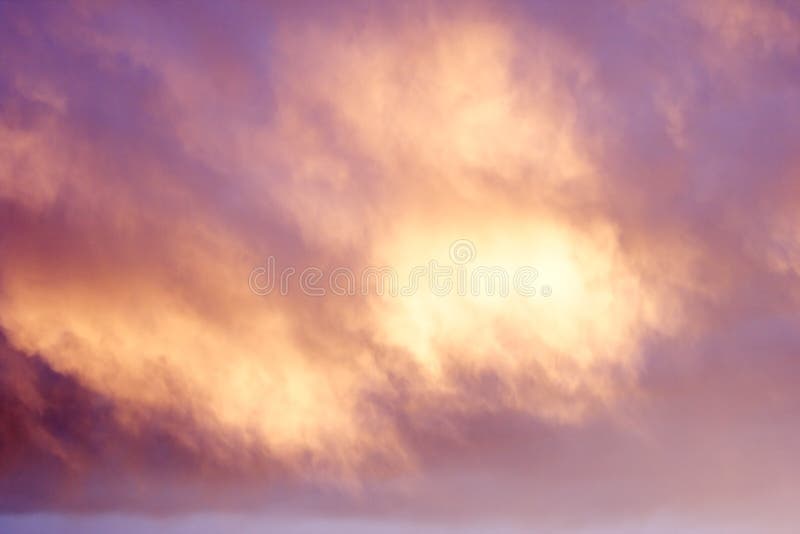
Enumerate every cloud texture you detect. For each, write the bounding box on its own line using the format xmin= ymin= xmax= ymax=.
xmin=1 ymin=0 xmax=800 ymax=531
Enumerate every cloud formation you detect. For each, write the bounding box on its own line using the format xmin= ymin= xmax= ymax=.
xmin=1 ymin=0 xmax=799 ymax=531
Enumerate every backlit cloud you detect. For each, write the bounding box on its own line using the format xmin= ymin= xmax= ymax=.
xmin=1 ymin=1 xmax=799 ymax=531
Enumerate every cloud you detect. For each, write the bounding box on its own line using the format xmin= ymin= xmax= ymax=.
xmin=1 ymin=0 xmax=799 ymax=530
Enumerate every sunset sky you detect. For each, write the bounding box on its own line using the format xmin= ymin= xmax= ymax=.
xmin=1 ymin=1 xmax=799 ymax=532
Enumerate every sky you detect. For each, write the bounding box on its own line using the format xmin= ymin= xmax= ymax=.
xmin=1 ymin=0 xmax=799 ymax=532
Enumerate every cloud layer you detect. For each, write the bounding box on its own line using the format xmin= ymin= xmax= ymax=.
xmin=1 ymin=0 xmax=800 ymax=531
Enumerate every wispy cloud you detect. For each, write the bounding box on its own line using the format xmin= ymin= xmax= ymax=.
xmin=1 ymin=1 xmax=799 ymax=531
